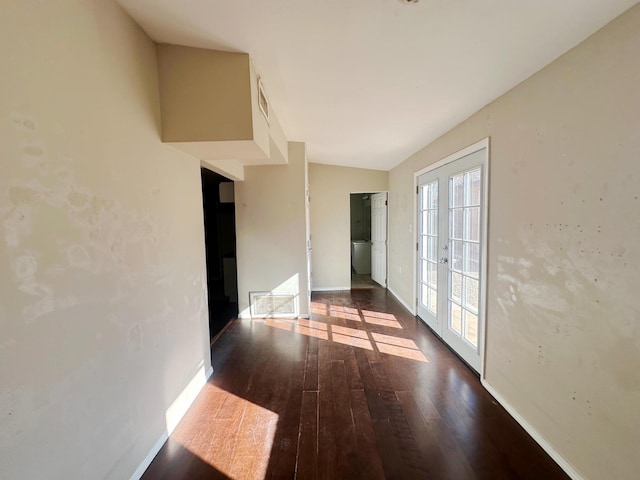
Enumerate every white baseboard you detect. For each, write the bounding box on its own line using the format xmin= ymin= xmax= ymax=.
xmin=311 ymin=287 xmax=350 ymax=292
xmin=129 ymin=430 xmax=169 ymax=480
xmin=130 ymin=364 xmax=214 ymax=480
xmin=480 ymin=378 xmax=583 ymax=480
xmin=388 ymin=287 xmax=415 ymax=315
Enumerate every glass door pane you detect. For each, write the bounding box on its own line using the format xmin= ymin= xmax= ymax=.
xmin=418 ymin=181 xmax=438 ymax=317
xmin=447 ymin=167 xmax=482 ymax=348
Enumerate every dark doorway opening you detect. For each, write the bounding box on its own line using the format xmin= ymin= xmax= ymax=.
xmin=201 ymin=168 xmax=238 ymax=342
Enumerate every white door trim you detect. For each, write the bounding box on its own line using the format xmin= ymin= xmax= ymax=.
xmin=350 ymin=190 xmax=389 ymax=289
xmin=412 ymin=137 xmax=490 ymax=376
xmin=371 ymin=192 xmax=388 ymax=287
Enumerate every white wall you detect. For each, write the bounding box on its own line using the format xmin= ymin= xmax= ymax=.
xmin=235 ymin=142 xmax=310 ymax=317
xmin=309 ymin=164 xmax=388 ymax=290
xmin=0 ymin=1 xmax=211 ymax=479
xmin=388 ymin=5 xmax=640 ymax=479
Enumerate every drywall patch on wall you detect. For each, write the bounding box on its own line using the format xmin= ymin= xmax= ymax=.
xmin=494 ymin=217 xmax=640 ymax=366
xmin=1 ymin=112 xmax=209 ymax=478
xmin=2 ymin=113 xmax=167 ymax=326
xmin=11 ymin=114 xmax=38 ymax=133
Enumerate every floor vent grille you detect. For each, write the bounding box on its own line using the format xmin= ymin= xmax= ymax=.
xmin=249 ymin=292 xmax=298 ymax=318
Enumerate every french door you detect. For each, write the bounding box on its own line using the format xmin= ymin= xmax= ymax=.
xmin=417 ymin=146 xmax=487 ymax=372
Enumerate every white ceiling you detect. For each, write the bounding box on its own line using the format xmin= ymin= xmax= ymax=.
xmin=117 ymin=0 xmax=638 ymax=171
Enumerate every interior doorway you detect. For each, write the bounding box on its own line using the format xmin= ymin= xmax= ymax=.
xmin=350 ymin=192 xmax=387 ymax=289
xmin=201 ymin=168 xmax=238 ymax=342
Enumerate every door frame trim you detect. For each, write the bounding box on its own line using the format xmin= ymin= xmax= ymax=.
xmin=349 ymin=190 xmax=389 ymax=289
xmin=412 ymin=137 xmax=490 ymax=377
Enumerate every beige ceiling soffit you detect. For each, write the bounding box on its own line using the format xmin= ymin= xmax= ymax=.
xmin=267 ymin=108 xmax=288 ymax=165
xmin=200 ymin=159 xmax=245 ymax=182
xmin=157 ymin=44 xmax=288 ymax=166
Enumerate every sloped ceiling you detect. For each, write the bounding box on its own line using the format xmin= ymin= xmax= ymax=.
xmin=118 ymin=0 xmax=638 ymax=171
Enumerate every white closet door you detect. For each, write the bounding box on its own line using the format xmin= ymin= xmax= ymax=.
xmin=371 ymin=192 xmax=387 ymax=287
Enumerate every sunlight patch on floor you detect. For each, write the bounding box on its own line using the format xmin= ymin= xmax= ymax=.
xmin=310 ymin=301 xmax=328 ymax=315
xmin=173 ymin=384 xmax=278 ymax=480
xmin=297 ymin=318 xmax=328 ymax=330
xmin=363 ymin=315 xmax=403 ymax=329
xmin=258 ymin=303 xmax=429 ymax=363
xmin=329 ymin=305 xmax=361 ymax=321
xmin=296 ymin=324 xmax=329 ymax=340
xmin=331 ymin=324 xmax=369 ymax=339
xmin=264 ymin=318 xmax=294 ymax=332
xmin=376 ymin=342 xmax=428 ymax=362
xmin=332 ymin=332 xmax=374 ymax=350
xmin=371 ymin=332 xmax=416 ymax=348
xmin=295 ymin=318 xmax=329 ymax=339
xmin=362 ymin=309 xmax=402 ymax=328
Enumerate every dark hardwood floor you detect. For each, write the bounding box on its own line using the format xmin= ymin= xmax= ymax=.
xmin=142 ymin=289 xmax=569 ymax=480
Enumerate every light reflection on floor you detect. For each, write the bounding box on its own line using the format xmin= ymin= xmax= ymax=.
xmin=259 ymin=302 xmax=428 ymax=363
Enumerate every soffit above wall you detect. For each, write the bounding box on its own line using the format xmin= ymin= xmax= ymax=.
xmin=118 ymin=0 xmax=638 ymax=171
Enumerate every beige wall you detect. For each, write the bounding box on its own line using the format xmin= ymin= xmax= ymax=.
xmin=235 ymin=142 xmax=310 ymax=317
xmin=388 ymin=5 xmax=640 ymax=479
xmin=0 ymin=2 xmax=211 ymax=479
xmin=156 ymin=45 xmax=286 ymax=171
xmin=157 ymin=45 xmax=254 ymax=143
xmin=309 ymin=164 xmax=388 ymax=290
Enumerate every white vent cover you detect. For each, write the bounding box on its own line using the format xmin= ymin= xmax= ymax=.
xmin=249 ymin=292 xmax=298 ymax=318
xmin=257 ymin=78 xmax=269 ymax=123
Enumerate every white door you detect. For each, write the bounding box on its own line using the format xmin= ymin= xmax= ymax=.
xmin=305 ymin=185 xmax=312 ymax=303
xmin=371 ymin=192 xmax=387 ymax=287
xmin=417 ymin=147 xmax=487 ymax=372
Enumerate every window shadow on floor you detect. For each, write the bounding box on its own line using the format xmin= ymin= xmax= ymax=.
xmin=142 ymin=438 xmax=230 ymax=480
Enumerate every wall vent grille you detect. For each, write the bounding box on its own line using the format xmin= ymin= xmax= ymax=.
xmin=249 ymin=292 xmax=298 ymax=318
xmin=257 ymin=78 xmax=269 ymax=122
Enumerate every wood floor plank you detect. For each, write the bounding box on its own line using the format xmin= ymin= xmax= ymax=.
xmin=366 ymin=388 xmax=390 ymax=422
xmin=370 ymin=418 xmax=403 ymax=480
xmin=317 ymin=351 xmax=338 ymax=479
xmin=343 ymin=347 xmax=364 ymax=390
xmin=303 ymin=337 xmax=319 ymax=392
xmin=295 ymin=391 xmax=318 ymax=480
xmin=353 ymin=347 xmax=377 ymax=390
xmin=369 ymin=360 xmax=394 ymax=391
xmin=265 ymin=359 xmax=305 ymax=479
xmin=396 ymin=389 xmax=475 ymax=479
xmin=142 ymin=290 xmax=571 ymax=480
xmin=379 ymin=390 xmax=430 ymax=479
xmin=329 ymin=361 xmax=359 ymax=479
xmin=349 ymin=388 xmax=386 ymax=480
xmin=410 ymin=386 xmax=442 ymax=421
